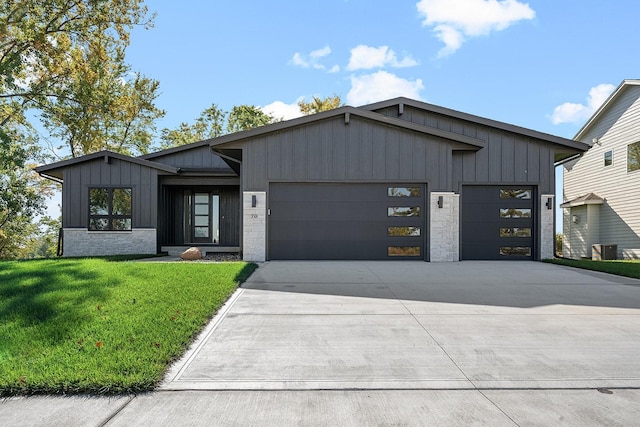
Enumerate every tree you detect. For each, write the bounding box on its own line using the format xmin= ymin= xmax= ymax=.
xmin=297 ymin=95 xmax=343 ymax=115
xmin=0 ymin=123 xmax=52 ymax=259
xmin=159 ymin=104 xmax=226 ymax=149
xmin=159 ymin=104 xmax=276 ymax=149
xmin=226 ymin=105 xmax=275 ymax=134
xmin=0 ymin=0 xmax=159 ymax=258
xmin=1 ymin=0 xmax=154 ymax=128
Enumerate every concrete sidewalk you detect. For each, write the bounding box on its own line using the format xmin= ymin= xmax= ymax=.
xmin=3 ymin=261 xmax=640 ymax=426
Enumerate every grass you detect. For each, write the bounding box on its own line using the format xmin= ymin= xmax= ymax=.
xmin=544 ymin=257 xmax=640 ymax=279
xmin=0 ymin=258 xmax=256 ymax=396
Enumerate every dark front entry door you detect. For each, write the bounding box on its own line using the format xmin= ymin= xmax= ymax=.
xmin=461 ymin=186 xmax=534 ymax=260
xmin=268 ymin=183 xmax=426 ymax=260
xmin=189 ymin=192 xmax=220 ymax=244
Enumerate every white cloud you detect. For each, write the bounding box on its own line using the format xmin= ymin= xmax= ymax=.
xmin=261 ymin=100 xmax=304 ymax=121
xmin=290 ymin=46 xmax=335 ymax=71
xmin=328 ymin=65 xmax=340 ymax=73
xmin=347 ymin=45 xmax=418 ymax=71
xmin=550 ymin=83 xmax=616 ymax=125
xmin=416 ymin=0 xmax=536 ymax=56
xmin=310 ymin=46 xmax=331 ymax=58
xmin=291 ymin=52 xmax=309 ymax=68
xmin=347 ymin=71 xmax=424 ymax=106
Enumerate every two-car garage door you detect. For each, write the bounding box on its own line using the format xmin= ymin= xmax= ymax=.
xmin=267 ymin=183 xmax=535 ymax=261
xmin=268 ymin=183 xmax=425 ymax=260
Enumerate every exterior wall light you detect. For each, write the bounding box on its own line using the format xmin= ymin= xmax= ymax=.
xmin=437 ymin=196 xmax=444 ymax=208
xmin=252 ymin=195 xmax=257 ymax=207
xmin=546 ymin=197 xmax=553 ymax=209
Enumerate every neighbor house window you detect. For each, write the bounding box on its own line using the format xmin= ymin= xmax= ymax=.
xmin=604 ymin=150 xmax=613 ymax=167
xmin=628 ymin=142 xmax=640 ymax=172
xmin=89 ymin=188 xmax=132 ymax=231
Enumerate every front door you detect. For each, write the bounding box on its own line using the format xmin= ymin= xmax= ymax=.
xmin=189 ymin=192 xmax=220 ymax=244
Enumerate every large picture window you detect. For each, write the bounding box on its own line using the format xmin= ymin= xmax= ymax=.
xmin=628 ymin=142 xmax=640 ymax=172
xmin=89 ymin=188 xmax=132 ymax=231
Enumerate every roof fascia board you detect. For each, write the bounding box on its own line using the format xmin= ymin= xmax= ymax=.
xmin=574 ymin=80 xmax=640 ymax=141
xmin=560 ymin=199 xmax=604 ymax=208
xmin=210 ymin=106 xmax=486 ymax=150
xmin=362 ymin=97 xmax=588 ymax=151
xmin=139 ymin=140 xmax=211 ymax=160
xmin=35 ymin=150 xmax=179 ymax=175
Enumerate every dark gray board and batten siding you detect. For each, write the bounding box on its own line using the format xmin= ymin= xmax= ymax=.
xmin=62 ymin=157 xmax=159 ymax=229
xmin=375 ymin=105 xmax=556 ymax=193
xmin=222 ymin=115 xmax=454 ymax=191
xmin=144 ymin=145 xmax=234 ymax=172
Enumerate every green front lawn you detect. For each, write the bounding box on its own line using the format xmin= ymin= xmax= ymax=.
xmin=0 ymin=258 xmax=256 ymax=396
xmin=544 ymin=258 xmax=640 ymax=279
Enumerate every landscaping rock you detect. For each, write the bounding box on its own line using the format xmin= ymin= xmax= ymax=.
xmin=180 ymin=247 xmax=202 ymax=260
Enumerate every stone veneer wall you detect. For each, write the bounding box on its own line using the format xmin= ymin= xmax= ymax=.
xmin=242 ymin=191 xmax=266 ymax=262
xmin=540 ymin=194 xmax=555 ymax=259
xmin=63 ymin=228 xmax=156 ymax=257
xmin=429 ymin=192 xmax=460 ymax=262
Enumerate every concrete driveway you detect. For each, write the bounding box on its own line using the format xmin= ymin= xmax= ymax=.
xmin=5 ymin=261 xmax=640 ymax=426
xmin=163 ymin=261 xmax=640 ymax=391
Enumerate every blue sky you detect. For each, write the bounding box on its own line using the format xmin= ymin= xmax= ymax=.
xmin=46 ymin=0 xmax=640 ymax=229
xmin=124 ymin=0 xmax=638 ymax=138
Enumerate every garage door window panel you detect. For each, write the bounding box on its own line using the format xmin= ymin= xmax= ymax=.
xmin=388 ymin=226 xmax=421 ymax=237
xmin=500 ymin=189 xmax=531 ymax=199
xmin=500 ymin=247 xmax=532 ymax=256
xmin=388 ymin=246 xmax=421 ymax=256
xmin=388 ymin=207 xmax=421 ymax=217
xmin=500 ymin=208 xmax=531 ymax=218
xmin=499 ymin=227 xmax=531 ymax=237
xmin=388 ymin=187 xmax=421 ymax=197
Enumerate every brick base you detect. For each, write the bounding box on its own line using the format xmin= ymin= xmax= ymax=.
xmin=63 ymin=228 xmax=156 ymax=257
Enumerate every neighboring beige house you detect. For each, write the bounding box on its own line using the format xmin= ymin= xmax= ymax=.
xmin=562 ymin=79 xmax=640 ymax=259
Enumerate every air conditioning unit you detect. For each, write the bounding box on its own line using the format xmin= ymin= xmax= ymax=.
xmin=592 ymin=244 xmax=617 ymax=260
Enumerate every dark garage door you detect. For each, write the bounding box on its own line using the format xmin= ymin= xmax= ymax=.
xmin=269 ymin=183 xmax=425 ymax=260
xmin=461 ymin=186 xmax=534 ymax=260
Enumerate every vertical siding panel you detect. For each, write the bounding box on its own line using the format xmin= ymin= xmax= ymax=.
xmin=412 ymin=135 xmax=426 ymax=180
xmin=489 ymin=132 xmax=502 ymax=182
xmin=346 ymin=120 xmax=361 ymax=180
xmin=130 ymin=163 xmax=141 ymax=227
xmin=80 ymin=165 xmax=91 ymax=227
xmin=475 ymin=130 xmax=490 ymax=182
xmin=280 ymin=132 xmax=294 ymax=181
xmin=372 ymin=128 xmax=385 ymax=180
xmin=332 ymin=118 xmax=346 ymax=180
xmin=111 ymin=160 xmax=121 ymax=185
xmin=321 ymin=122 xmax=333 ymax=180
xmin=306 ymin=126 xmax=321 ymax=180
xmin=385 ymin=127 xmax=400 ymax=180
xmin=398 ymin=133 xmax=413 ymax=180
xmin=293 ymin=129 xmax=306 ymax=181
xmin=539 ymin=146 xmax=551 ymax=193
xmin=253 ymin=139 xmax=268 ymax=189
xmin=462 ymin=151 xmax=476 ymax=182
xmin=140 ymin=166 xmax=151 ymax=227
xmin=502 ymin=134 xmax=516 ymax=182
xmin=149 ymin=170 xmax=158 ymax=228
xmin=360 ymin=123 xmax=373 ymax=180
xmin=527 ymin=141 xmax=540 ymax=183
xmin=267 ymin=134 xmax=280 ymax=181
xmin=452 ymin=153 xmax=463 ymax=191
xmin=100 ymin=159 xmax=110 ymax=183
xmin=514 ymin=138 xmax=528 ymax=182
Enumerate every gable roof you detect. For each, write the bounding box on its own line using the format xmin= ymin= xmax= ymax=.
xmin=560 ymin=192 xmax=605 ymax=208
xmin=209 ymin=105 xmax=486 ymax=150
xmin=574 ymin=80 xmax=640 ymax=141
xmin=35 ymin=150 xmax=179 ymax=180
xmin=362 ymin=97 xmax=588 ymax=152
xmin=138 ymin=140 xmax=212 ymax=160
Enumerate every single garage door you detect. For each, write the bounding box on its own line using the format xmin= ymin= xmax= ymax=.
xmin=269 ymin=183 xmax=425 ymax=260
xmin=461 ymin=186 xmax=534 ymax=260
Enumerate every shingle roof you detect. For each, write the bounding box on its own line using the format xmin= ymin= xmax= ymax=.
xmin=560 ymin=193 xmax=605 ymax=208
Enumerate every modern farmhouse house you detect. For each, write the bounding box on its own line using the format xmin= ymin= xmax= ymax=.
xmin=561 ymin=80 xmax=640 ymax=259
xmin=36 ymin=97 xmax=587 ymax=261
